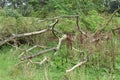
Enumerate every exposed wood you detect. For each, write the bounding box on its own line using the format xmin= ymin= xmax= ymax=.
xmin=0 ymin=29 xmax=50 ymax=46
xmin=18 ymin=45 xmax=38 ymax=59
xmin=0 ymin=19 xmax=58 ymax=46
xmin=29 ymin=57 xmax=48 ymax=65
xmin=66 ymin=58 xmax=87 ymax=73
xmin=20 ymin=34 xmax=67 ymax=60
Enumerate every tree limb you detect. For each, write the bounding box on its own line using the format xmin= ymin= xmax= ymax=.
xmin=18 ymin=45 xmax=38 ymax=59
xmin=19 ymin=34 xmax=67 ymax=60
xmin=0 ymin=20 xmax=58 ymax=46
xmin=76 ymin=15 xmax=88 ymax=37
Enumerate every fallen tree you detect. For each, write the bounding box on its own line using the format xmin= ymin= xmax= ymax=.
xmin=0 ymin=14 xmax=119 ymax=73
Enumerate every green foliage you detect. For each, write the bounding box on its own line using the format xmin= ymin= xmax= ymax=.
xmin=0 ymin=39 xmax=120 ymax=80
xmin=0 ymin=0 xmax=120 ymax=80
xmin=0 ymin=0 xmax=105 ymax=17
xmin=0 ymin=8 xmax=21 ymax=18
xmin=57 ymin=19 xmax=76 ymax=33
xmin=81 ymin=10 xmax=105 ymax=31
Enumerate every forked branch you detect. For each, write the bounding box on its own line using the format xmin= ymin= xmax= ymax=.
xmin=19 ymin=34 xmax=67 ymax=61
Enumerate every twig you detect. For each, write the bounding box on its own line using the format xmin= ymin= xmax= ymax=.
xmin=18 ymin=45 xmax=38 ymax=59
xmin=51 ymin=19 xmax=59 ymax=38
xmin=29 ymin=57 xmax=48 ymax=65
xmin=15 ymin=61 xmax=24 ymax=66
xmin=37 ymin=45 xmax=47 ymax=49
xmin=76 ymin=15 xmax=88 ymax=37
xmin=66 ymin=58 xmax=87 ymax=73
xmin=20 ymin=47 xmax=56 ymax=60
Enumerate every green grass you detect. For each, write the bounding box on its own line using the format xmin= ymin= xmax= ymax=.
xmin=0 ymin=13 xmax=120 ymax=80
xmin=0 ymin=42 xmax=120 ymax=80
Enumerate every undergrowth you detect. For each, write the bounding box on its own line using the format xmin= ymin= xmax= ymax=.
xmin=0 ymin=34 xmax=120 ymax=80
xmin=0 ymin=11 xmax=120 ymax=80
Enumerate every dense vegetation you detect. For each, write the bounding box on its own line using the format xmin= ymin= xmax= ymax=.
xmin=0 ymin=0 xmax=120 ymax=80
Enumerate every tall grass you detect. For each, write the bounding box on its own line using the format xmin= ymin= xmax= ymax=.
xmin=0 ymin=35 xmax=120 ymax=80
xmin=0 ymin=11 xmax=120 ymax=80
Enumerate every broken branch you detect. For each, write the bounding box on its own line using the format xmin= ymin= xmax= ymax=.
xmin=0 ymin=20 xmax=58 ymax=46
xmin=18 ymin=45 xmax=38 ymax=59
xmin=29 ymin=57 xmax=48 ymax=65
xmin=20 ymin=34 xmax=67 ymax=60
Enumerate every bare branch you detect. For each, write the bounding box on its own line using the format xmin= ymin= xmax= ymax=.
xmin=66 ymin=59 xmax=87 ymax=73
xmin=20 ymin=47 xmax=56 ymax=60
xmin=20 ymin=34 xmax=67 ymax=60
xmin=0 ymin=20 xmax=59 ymax=46
xmin=56 ymin=34 xmax=67 ymax=50
xmin=51 ymin=19 xmax=59 ymax=38
xmin=18 ymin=45 xmax=38 ymax=59
xmin=76 ymin=15 xmax=88 ymax=37
xmin=29 ymin=57 xmax=48 ymax=65
xmin=0 ymin=29 xmax=49 ymax=46
xmin=15 ymin=61 xmax=24 ymax=66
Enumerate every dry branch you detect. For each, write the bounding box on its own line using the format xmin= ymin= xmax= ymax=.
xmin=20 ymin=34 xmax=67 ymax=60
xmin=51 ymin=19 xmax=59 ymax=38
xmin=29 ymin=57 xmax=48 ymax=65
xmin=18 ymin=45 xmax=38 ymax=59
xmin=0 ymin=29 xmax=50 ymax=46
xmin=0 ymin=20 xmax=58 ymax=46
xmin=66 ymin=58 xmax=87 ymax=73
xmin=76 ymin=15 xmax=88 ymax=37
